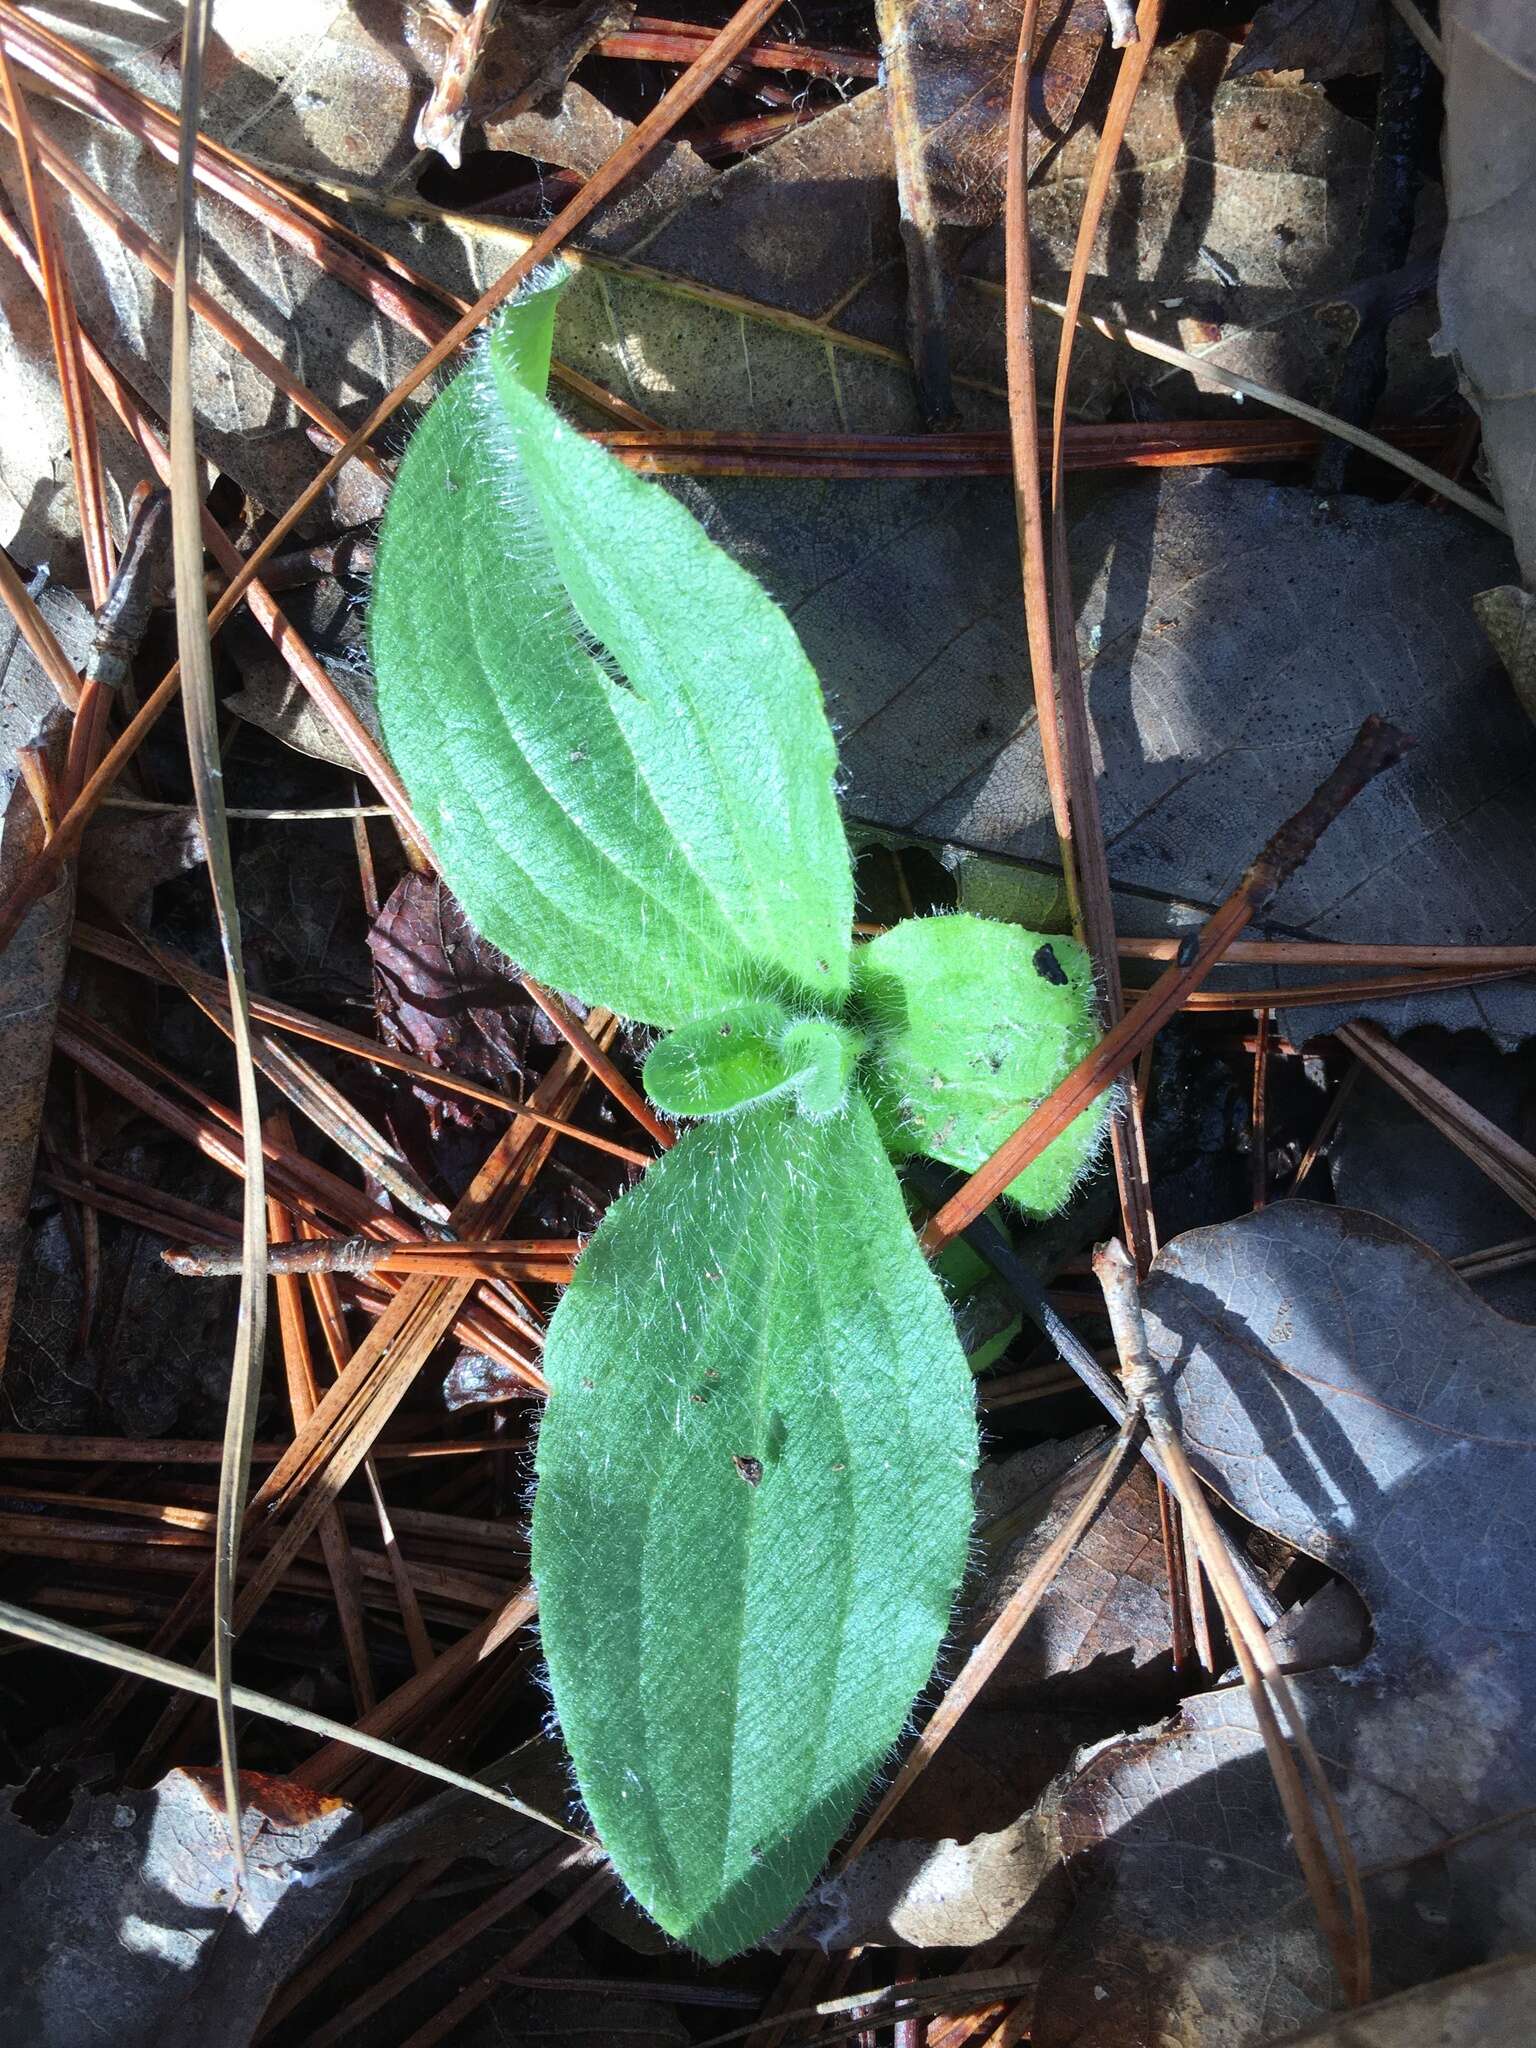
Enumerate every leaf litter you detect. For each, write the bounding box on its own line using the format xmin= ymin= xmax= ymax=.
xmin=0 ymin=0 xmax=1534 ymax=2040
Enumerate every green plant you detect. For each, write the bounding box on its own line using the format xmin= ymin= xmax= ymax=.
xmin=370 ymin=271 xmax=1106 ymax=1961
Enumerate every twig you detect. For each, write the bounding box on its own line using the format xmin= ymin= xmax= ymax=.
xmin=165 ymin=1236 xmax=579 ymax=1282
xmin=921 ymin=717 xmax=1414 ymax=1250
xmin=266 ymin=1152 xmax=377 ymax=1715
xmin=1093 ymin=1239 xmax=1370 ymax=2004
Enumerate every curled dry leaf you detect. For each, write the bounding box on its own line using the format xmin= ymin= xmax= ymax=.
xmin=879 ymin=0 xmax=1104 ymax=230
xmin=0 ymin=1766 xmax=355 ymax=2048
xmin=1023 ymin=1203 xmax=1536 ymax=2046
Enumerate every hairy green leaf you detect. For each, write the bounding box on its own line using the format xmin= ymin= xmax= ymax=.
xmin=854 ymin=914 xmax=1107 ymax=1216
xmin=531 ymin=1097 xmax=977 ymax=1960
xmin=370 ymin=274 xmax=853 ymax=1028
xmin=643 ymin=1004 xmax=863 ymax=1121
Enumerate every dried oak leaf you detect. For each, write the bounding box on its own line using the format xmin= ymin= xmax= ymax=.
xmin=1439 ymin=0 xmax=1536 ymax=588
xmin=1025 ymin=1202 xmax=1536 ymax=2047
xmin=368 ymin=872 xmax=553 ymax=1131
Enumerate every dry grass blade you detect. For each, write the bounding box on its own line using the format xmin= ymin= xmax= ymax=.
xmin=0 ymin=1596 xmax=574 ymax=1828
xmin=0 ymin=45 xmax=113 ymax=608
xmin=1032 ymin=0 xmax=1165 ymax=1274
xmin=835 ymin=1415 xmax=1146 ymax=1866
xmin=166 ymin=0 xmax=265 ymax=1885
xmin=1093 ymin=1240 xmax=1371 ymax=2004
xmin=1024 ymin=293 xmax=1508 ymax=530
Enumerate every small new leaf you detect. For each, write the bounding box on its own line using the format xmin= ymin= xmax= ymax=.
xmin=644 ymin=1004 xmax=863 ymax=1121
xmin=371 ymin=272 xmax=854 ymax=1029
xmin=855 ymin=914 xmax=1108 ymax=1215
xmin=532 ymin=1097 xmax=977 ymax=1960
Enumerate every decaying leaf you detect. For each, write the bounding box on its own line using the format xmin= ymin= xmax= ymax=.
xmin=368 ymin=872 xmax=551 ymax=1132
xmin=948 ymin=29 xmax=1449 ymax=419
xmin=427 ymin=0 xmax=634 ymax=169
xmin=879 ymin=0 xmax=1103 ymax=229
xmin=1231 ymin=0 xmax=1385 ymax=84
xmin=1440 ymin=1 xmax=1536 ymax=588
xmin=1475 ymin=587 xmax=1536 ymax=718
xmin=0 ymin=1766 xmax=355 ymax=2048
xmin=77 ymin=808 xmax=207 ymax=926
xmin=877 ymin=0 xmax=1102 ymax=418
xmin=225 ymin=651 xmax=384 ymax=770
xmin=1024 ymin=1203 xmax=1536 ymax=2045
xmin=1272 ymin=1951 xmax=1536 ymax=2047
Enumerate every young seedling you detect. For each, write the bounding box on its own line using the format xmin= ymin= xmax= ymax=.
xmin=370 ymin=270 xmax=1106 ymax=1961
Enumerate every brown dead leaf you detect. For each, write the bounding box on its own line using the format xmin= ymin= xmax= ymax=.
xmin=225 ymin=650 xmax=384 ymax=771
xmin=1272 ymin=1951 xmax=1536 ymax=2047
xmin=0 ymin=1766 xmax=355 ymax=2048
xmin=788 ymin=1429 xmax=1176 ymax=1949
xmin=77 ymin=808 xmax=207 ymax=927
xmin=367 ymin=873 xmax=553 ymax=1133
xmin=1440 ymin=1 xmax=1536 ymax=587
xmin=948 ymin=29 xmax=1449 ymax=419
xmin=1022 ymin=1203 xmax=1536 ymax=2045
xmin=1231 ymin=0 xmax=1385 ymax=83
xmin=441 ymin=0 xmax=635 ymax=166
xmin=880 ymin=0 xmax=1104 ymax=229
